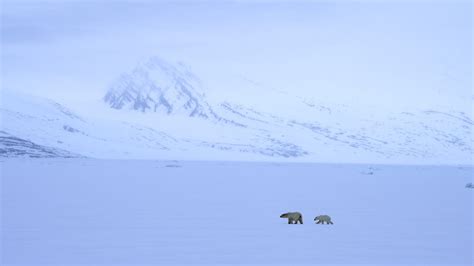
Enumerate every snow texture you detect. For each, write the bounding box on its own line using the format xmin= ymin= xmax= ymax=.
xmin=1 ymin=159 xmax=473 ymax=265
xmin=1 ymin=58 xmax=472 ymax=164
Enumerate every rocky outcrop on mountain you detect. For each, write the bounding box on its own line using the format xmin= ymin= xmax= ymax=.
xmin=0 ymin=131 xmax=82 ymax=158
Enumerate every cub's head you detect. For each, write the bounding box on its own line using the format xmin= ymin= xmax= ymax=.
xmin=280 ymin=213 xmax=289 ymax=218
xmin=314 ymin=216 xmax=320 ymax=221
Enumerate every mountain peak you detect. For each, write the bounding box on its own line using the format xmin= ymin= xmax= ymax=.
xmin=104 ymin=57 xmax=210 ymax=117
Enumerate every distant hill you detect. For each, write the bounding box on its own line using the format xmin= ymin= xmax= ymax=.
xmin=1 ymin=57 xmax=472 ymax=164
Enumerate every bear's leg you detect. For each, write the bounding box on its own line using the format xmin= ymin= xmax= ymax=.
xmin=316 ymin=220 xmax=321 ymax=224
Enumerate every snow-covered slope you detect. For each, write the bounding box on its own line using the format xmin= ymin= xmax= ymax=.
xmin=0 ymin=131 xmax=81 ymax=158
xmin=104 ymin=57 xmax=213 ymax=117
xmin=2 ymin=58 xmax=472 ymax=164
xmin=1 ymin=91 xmax=177 ymax=159
xmin=1 ymin=90 xmax=306 ymax=160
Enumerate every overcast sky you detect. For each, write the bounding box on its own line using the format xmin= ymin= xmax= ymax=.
xmin=1 ymin=0 xmax=472 ymax=112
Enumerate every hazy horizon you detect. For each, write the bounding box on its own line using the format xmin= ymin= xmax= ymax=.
xmin=2 ymin=0 xmax=472 ymax=113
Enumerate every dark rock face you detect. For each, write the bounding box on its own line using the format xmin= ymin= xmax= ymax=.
xmin=0 ymin=131 xmax=82 ymax=158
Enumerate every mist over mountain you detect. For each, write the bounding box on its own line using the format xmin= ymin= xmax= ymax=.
xmin=1 ymin=57 xmax=472 ymax=164
xmin=3 ymin=1 xmax=470 ymax=114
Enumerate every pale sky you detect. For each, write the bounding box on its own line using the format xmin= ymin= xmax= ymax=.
xmin=1 ymin=0 xmax=472 ymax=112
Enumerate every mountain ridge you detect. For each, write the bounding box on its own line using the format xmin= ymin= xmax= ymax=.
xmin=104 ymin=57 xmax=211 ymax=117
xmin=1 ymin=58 xmax=472 ymax=165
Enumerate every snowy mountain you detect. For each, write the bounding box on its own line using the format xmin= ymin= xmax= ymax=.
xmin=1 ymin=90 xmax=306 ymax=160
xmin=2 ymin=58 xmax=472 ymax=164
xmin=104 ymin=57 xmax=213 ymax=117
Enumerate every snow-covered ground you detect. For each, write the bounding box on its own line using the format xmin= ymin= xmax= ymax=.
xmin=2 ymin=159 xmax=472 ymax=265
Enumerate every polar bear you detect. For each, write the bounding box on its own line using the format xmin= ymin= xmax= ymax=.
xmin=314 ymin=215 xmax=333 ymax=224
xmin=280 ymin=212 xmax=303 ymax=224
